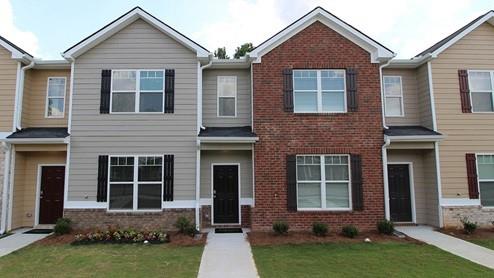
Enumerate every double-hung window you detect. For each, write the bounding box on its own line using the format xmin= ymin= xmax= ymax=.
xmin=217 ymin=76 xmax=237 ymax=117
xmin=383 ymin=76 xmax=404 ymax=116
xmin=477 ymin=154 xmax=494 ymax=207
xmin=111 ymin=70 xmax=165 ymax=113
xmin=469 ymin=71 xmax=494 ymax=112
xmin=109 ymin=155 xmax=163 ymax=211
xmin=46 ymin=77 xmax=66 ymax=118
xmin=296 ymin=155 xmax=351 ymax=210
xmin=293 ymin=70 xmax=346 ymax=113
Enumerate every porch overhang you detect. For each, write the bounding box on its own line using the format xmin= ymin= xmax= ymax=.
xmin=4 ymin=128 xmax=70 ymax=144
xmin=198 ymin=126 xmax=258 ymax=144
xmin=385 ymin=126 xmax=445 ymax=143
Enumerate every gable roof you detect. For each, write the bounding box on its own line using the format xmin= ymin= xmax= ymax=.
xmin=416 ymin=10 xmax=494 ymax=58
xmin=63 ymin=6 xmax=210 ymax=59
xmin=0 ymin=35 xmax=33 ymax=59
xmin=248 ymin=6 xmax=395 ymax=63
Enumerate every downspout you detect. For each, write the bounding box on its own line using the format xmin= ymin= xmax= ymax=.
xmin=379 ymin=56 xmax=395 ymax=129
xmin=15 ymin=60 xmax=35 ymax=130
xmin=12 ymin=62 xmax=21 ymax=132
xmin=195 ymin=56 xmax=213 ymax=230
xmin=0 ymin=142 xmax=11 ymax=234
xmin=382 ymin=135 xmax=391 ymax=220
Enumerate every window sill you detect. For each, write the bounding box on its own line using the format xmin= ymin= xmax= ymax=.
xmin=296 ymin=208 xmax=352 ymax=213
xmin=293 ymin=112 xmax=348 ymax=116
xmin=106 ymin=209 xmax=163 ymax=215
xmin=45 ymin=116 xmax=65 ymax=119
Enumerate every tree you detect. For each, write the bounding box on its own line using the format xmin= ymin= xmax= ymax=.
xmin=214 ymin=47 xmax=229 ymax=59
xmin=234 ymin=43 xmax=254 ymax=59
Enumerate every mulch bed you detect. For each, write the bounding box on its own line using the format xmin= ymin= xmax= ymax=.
xmin=440 ymin=228 xmax=494 ymax=241
xmin=248 ymin=231 xmax=420 ymax=246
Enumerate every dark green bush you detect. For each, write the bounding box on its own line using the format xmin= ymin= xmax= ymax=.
xmin=54 ymin=218 xmax=72 ymax=235
xmin=341 ymin=225 xmax=359 ymax=238
xmin=312 ymin=222 xmax=329 ymax=237
xmin=377 ymin=219 xmax=394 ymax=235
xmin=272 ymin=220 xmax=289 ymax=235
xmin=461 ymin=217 xmax=477 ymax=234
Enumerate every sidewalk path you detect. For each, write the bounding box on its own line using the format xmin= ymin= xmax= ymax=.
xmin=198 ymin=230 xmax=259 ymax=278
xmin=0 ymin=228 xmax=50 ymax=257
xmin=396 ymin=225 xmax=494 ymax=270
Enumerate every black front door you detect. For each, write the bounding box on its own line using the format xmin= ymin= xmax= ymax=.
xmin=388 ymin=164 xmax=412 ymax=222
xmin=213 ymin=165 xmax=239 ymax=224
xmin=39 ymin=166 xmax=65 ymax=224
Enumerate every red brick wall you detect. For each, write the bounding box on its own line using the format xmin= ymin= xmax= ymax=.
xmin=252 ymin=21 xmax=384 ymax=232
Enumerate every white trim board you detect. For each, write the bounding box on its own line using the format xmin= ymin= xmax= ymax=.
xmin=441 ymin=198 xmax=481 ymax=207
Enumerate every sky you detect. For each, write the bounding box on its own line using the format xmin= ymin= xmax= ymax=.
xmin=0 ymin=0 xmax=493 ymax=60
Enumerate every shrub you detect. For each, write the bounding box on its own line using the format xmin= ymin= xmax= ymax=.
xmin=175 ymin=216 xmax=197 ymax=236
xmin=460 ymin=217 xmax=477 ymax=235
xmin=272 ymin=220 xmax=289 ymax=235
xmin=377 ymin=219 xmax=394 ymax=235
xmin=312 ymin=222 xmax=329 ymax=237
xmin=54 ymin=218 xmax=72 ymax=235
xmin=342 ymin=225 xmax=359 ymax=238
xmin=73 ymin=229 xmax=168 ymax=245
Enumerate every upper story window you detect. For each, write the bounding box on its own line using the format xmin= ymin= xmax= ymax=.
xmin=296 ymin=155 xmax=351 ymax=210
xmin=477 ymin=154 xmax=494 ymax=207
xmin=217 ymin=76 xmax=237 ymax=117
xmin=45 ymin=77 xmax=66 ymax=118
xmin=383 ymin=76 xmax=404 ymax=117
xmin=293 ymin=70 xmax=346 ymax=113
xmin=469 ymin=71 xmax=494 ymax=112
xmin=111 ymin=70 xmax=164 ymax=113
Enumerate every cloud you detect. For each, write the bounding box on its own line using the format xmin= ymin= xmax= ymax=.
xmin=194 ymin=0 xmax=485 ymax=58
xmin=0 ymin=0 xmax=39 ymax=57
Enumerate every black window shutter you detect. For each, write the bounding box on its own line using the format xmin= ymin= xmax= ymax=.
xmin=466 ymin=153 xmax=479 ymax=199
xmin=350 ymin=154 xmax=363 ymax=211
xmin=163 ymin=154 xmax=174 ymax=201
xmin=458 ymin=70 xmax=472 ymax=113
xmin=347 ymin=68 xmax=358 ymax=112
xmin=286 ymin=155 xmax=297 ymax=211
xmin=282 ymin=68 xmax=294 ymax=112
xmin=97 ymin=155 xmax=109 ymax=202
xmin=165 ymin=69 xmax=175 ymax=113
xmin=100 ymin=70 xmax=111 ymax=114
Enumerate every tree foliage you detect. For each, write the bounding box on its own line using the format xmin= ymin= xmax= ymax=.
xmin=214 ymin=47 xmax=229 ymax=59
xmin=234 ymin=43 xmax=254 ymax=59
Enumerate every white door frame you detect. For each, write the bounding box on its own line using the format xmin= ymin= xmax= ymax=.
xmin=35 ymin=164 xmax=66 ymax=226
xmin=387 ymin=162 xmax=416 ymax=224
xmin=211 ymin=163 xmax=241 ymax=225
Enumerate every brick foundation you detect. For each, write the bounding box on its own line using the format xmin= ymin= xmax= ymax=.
xmin=200 ymin=205 xmax=251 ymax=228
xmin=442 ymin=206 xmax=494 ymax=228
xmin=64 ymin=209 xmax=194 ymax=231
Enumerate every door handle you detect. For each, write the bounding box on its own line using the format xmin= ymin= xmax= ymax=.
xmin=213 ymin=190 xmax=216 ymax=199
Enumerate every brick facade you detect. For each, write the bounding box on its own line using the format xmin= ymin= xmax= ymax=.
xmin=442 ymin=206 xmax=494 ymax=228
xmin=252 ymin=21 xmax=384 ymax=231
xmin=64 ymin=209 xmax=194 ymax=231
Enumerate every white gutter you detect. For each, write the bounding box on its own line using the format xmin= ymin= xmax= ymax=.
xmin=379 ymin=56 xmax=395 ymax=129
xmin=5 ymin=137 xmax=70 ymax=144
xmin=427 ymin=61 xmax=438 ymax=131
xmin=15 ymin=60 xmax=35 ymax=130
xmin=12 ymin=62 xmax=22 ymax=132
xmin=382 ymin=135 xmax=391 ymax=220
xmin=0 ymin=142 xmax=11 ymax=234
xmin=387 ymin=135 xmax=444 ymax=142
xmin=198 ymin=57 xmax=213 ymax=133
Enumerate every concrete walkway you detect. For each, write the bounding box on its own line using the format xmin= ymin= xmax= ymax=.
xmin=0 ymin=228 xmax=51 ymax=257
xmin=198 ymin=230 xmax=259 ymax=278
xmin=396 ymin=225 xmax=494 ymax=269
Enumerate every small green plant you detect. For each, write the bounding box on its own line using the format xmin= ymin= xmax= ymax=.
xmin=377 ymin=219 xmax=394 ymax=235
xmin=174 ymin=216 xmax=197 ymax=236
xmin=54 ymin=218 xmax=72 ymax=235
xmin=342 ymin=225 xmax=359 ymax=238
xmin=312 ymin=222 xmax=329 ymax=237
xmin=460 ymin=217 xmax=477 ymax=234
xmin=272 ymin=220 xmax=289 ymax=235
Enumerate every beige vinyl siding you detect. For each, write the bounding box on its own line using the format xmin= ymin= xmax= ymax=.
xmin=200 ymin=150 xmax=252 ymax=199
xmin=12 ymin=151 xmax=66 ymax=229
xmin=431 ymin=22 xmax=494 ymax=198
xmin=417 ymin=64 xmax=434 ymax=129
xmin=68 ymin=19 xmax=198 ymax=201
xmin=202 ymin=69 xmax=251 ymax=127
xmin=21 ymin=69 xmax=70 ymax=127
xmin=388 ymin=149 xmax=438 ymax=226
xmin=0 ymin=46 xmax=18 ymax=132
xmin=383 ymin=69 xmax=420 ymax=126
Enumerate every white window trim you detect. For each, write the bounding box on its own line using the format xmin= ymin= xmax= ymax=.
xmin=107 ymin=154 xmax=164 ymax=212
xmin=293 ymin=69 xmax=347 ymax=114
xmin=296 ymin=154 xmax=352 ymax=211
xmin=45 ymin=76 xmax=67 ymax=118
xmin=383 ymin=75 xmax=404 ymax=117
xmin=475 ymin=153 xmax=494 ymax=208
xmin=110 ymin=69 xmax=166 ymax=114
xmin=468 ymin=70 xmax=494 ymax=113
xmin=217 ymin=76 xmax=237 ymax=118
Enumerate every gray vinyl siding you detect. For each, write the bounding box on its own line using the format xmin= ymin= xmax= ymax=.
xmin=200 ymin=150 xmax=252 ymax=199
xmin=202 ymin=69 xmax=251 ymax=127
xmin=68 ymin=19 xmax=198 ymax=201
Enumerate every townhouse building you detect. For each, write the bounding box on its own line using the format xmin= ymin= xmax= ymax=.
xmin=0 ymin=7 xmax=493 ymax=233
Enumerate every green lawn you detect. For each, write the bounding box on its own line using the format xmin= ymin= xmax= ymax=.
xmin=252 ymin=242 xmax=494 ymax=278
xmin=0 ymin=244 xmax=203 ymax=278
xmin=469 ymin=239 xmax=494 ymax=250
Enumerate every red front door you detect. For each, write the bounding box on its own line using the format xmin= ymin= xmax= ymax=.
xmin=39 ymin=166 xmax=65 ymax=224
